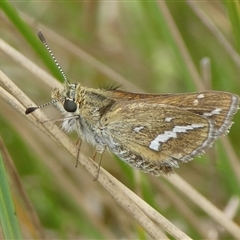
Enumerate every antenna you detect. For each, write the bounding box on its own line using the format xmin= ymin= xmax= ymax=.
xmin=25 ymin=99 xmax=62 ymax=115
xmin=25 ymin=31 xmax=68 ymax=115
xmin=38 ymin=31 xmax=69 ymax=84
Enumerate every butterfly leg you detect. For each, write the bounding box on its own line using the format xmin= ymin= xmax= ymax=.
xmin=75 ymin=138 xmax=82 ymax=167
xmin=93 ymin=145 xmax=106 ymax=181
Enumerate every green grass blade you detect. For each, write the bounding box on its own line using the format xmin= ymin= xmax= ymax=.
xmin=224 ymin=0 xmax=240 ymax=53
xmin=140 ymin=1 xmax=199 ymax=91
xmin=0 ymin=0 xmax=64 ymax=81
xmin=0 ymin=153 xmax=22 ymax=239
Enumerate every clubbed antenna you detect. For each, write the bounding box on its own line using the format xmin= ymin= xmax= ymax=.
xmin=25 ymin=99 xmax=61 ymax=114
xmin=25 ymin=31 xmax=68 ymax=115
xmin=38 ymin=31 xmax=69 ymax=84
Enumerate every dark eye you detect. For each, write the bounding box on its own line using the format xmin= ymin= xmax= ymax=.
xmin=64 ymin=99 xmax=77 ymax=112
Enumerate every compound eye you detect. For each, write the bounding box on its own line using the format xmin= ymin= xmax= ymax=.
xmin=64 ymin=99 xmax=77 ymax=112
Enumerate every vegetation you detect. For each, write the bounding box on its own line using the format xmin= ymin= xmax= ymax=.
xmin=0 ymin=1 xmax=240 ymax=239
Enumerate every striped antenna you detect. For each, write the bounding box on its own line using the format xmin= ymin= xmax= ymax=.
xmin=25 ymin=98 xmax=63 ymax=114
xmin=25 ymin=31 xmax=69 ymax=115
xmin=38 ymin=31 xmax=69 ymax=84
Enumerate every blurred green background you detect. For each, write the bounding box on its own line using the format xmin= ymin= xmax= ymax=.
xmin=0 ymin=1 xmax=240 ymax=239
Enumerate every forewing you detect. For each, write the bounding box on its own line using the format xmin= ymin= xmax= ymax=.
xmin=107 ymin=90 xmax=239 ymax=136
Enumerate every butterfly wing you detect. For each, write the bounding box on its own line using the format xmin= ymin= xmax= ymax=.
xmin=100 ymin=100 xmax=219 ymax=175
xmin=107 ymin=90 xmax=239 ymax=136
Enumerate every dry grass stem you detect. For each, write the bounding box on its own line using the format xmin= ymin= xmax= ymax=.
xmin=164 ymin=174 xmax=240 ymax=239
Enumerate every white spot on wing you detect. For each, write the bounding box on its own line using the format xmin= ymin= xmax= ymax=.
xmin=149 ymin=124 xmax=205 ymax=151
xmin=203 ymin=108 xmax=222 ymax=117
xmin=134 ymin=126 xmax=144 ymax=133
xmin=193 ymin=99 xmax=199 ymax=106
xmin=197 ymin=94 xmax=205 ymax=99
xmin=165 ymin=117 xmax=174 ymax=122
